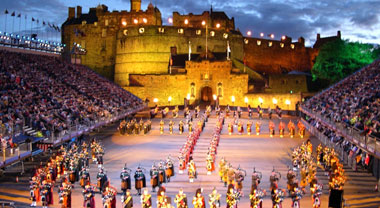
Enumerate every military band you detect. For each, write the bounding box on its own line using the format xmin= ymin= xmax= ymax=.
xmin=141 ymin=188 xmax=152 ymax=208
xmin=192 ymin=188 xmax=205 ymax=208
xmin=134 ymin=166 xmax=147 ymax=195
xmin=208 ymin=188 xmax=221 ymax=208
xmin=121 ymin=164 xmax=132 ymax=194
xmin=121 ymin=189 xmax=133 ymax=208
xmin=174 ymin=188 xmax=188 ymax=208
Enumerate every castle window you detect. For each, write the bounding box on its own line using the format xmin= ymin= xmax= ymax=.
xmin=257 ymin=40 xmax=261 ymax=46
xmin=197 ymin=46 xmax=202 ymax=52
xmin=178 ymin=28 xmax=184 ymax=34
xmin=190 ymin=83 xmax=195 ymax=97
xmin=210 ymin=31 xmax=215 ymax=37
xmin=94 ymin=22 xmax=98 ymax=27
xmin=217 ymin=83 xmax=223 ymax=97
xmin=244 ymin=39 xmax=249 ymax=44
xmin=121 ymin=19 xmax=127 ymax=27
xmin=105 ymin=19 xmax=109 ymax=26
xmin=280 ymin=43 xmax=284 ymax=48
xmin=158 ymin=27 xmax=165 ymax=33
xmin=291 ymin=44 xmax=295 ymax=49
xmin=268 ymin=42 xmax=273 ymax=47
xmin=123 ymin=29 xmax=128 ymax=36
xmin=223 ymin=33 xmax=228 ymax=39
xmin=139 ymin=28 xmax=145 ymax=34
xmin=102 ymin=29 xmax=107 ymax=37
xmin=295 ymin=80 xmax=300 ymax=84
xmin=196 ymin=30 xmax=202 ymax=35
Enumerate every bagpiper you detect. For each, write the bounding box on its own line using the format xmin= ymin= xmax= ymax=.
xmin=279 ymin=121 xmax=285 ymax=138
xmin=158 ymin=161 xmax=167 ymax=185
xmin=248 ymin=105 xmax=252 ymax=118
xmin=272 ymin=188 xmax=285 ymax=208
xmin=297 ymin=121 xmax=305 ymax=138
xmin=141 ymin=188 xmax=152 ymax=208
xmin=83 ymin=184 xmax=95 ymax=208
xmin=174 ymin=188 xmax=188 ymax=208
xmin=79 ymin=167 xmax=91 ymax=188
xmin=121 ymin=189 xmax=133 ymax=208
xmin=226 ymin=184 xmax=239 ymax=208
xmin=237 ymin=121 xmax=244 ymax=135
xmin=192 ymin=188 xmax=205 ymax=208
xmin=173 ymin=106 xmax=179 ymax=118
xmin=218 ymin=158 xmax=227 ymax=182
xmin=134 ymin=166 xmax=146 ymax=195
xmin=188 ymin=159 xmax=197 ymax=183
xmin=30 ymin=176 xmax=40 ymax=207
xmin=206 ymin=154 xmax=215 ymax=175
xmin=97 ymin=167 xmax=108 ymax=193
xmin=120 ymin=164 xmax=132 ymax=194
xmin=179 ymin=120 xmax=184 ymax=135
xmin=257 ymin=106 xmax=263 ymax=119
xmin=288 ymin=121 xmax=296 ymax=138
xmin=250 ymin=189 xmax=265 ymax=208
xmin=157 ymin=187 xmax=169 ymax=208
xmin=235 ymin=167 xmax=246 ymax=194
xmin=255 ymin=121 xmax=261 ymax=135
xmin=102 ymin=186 xmax=116 ymax=208
xmin=247 ymin=121 xmax=252 ymax=135
xmin=40 ymin=180 xmax=53 ymax=208
xmin=228 ymin=122 xmax=233 ymax=135
xmin=59 ymin=177 xmax=72 ymax=208
xmin=160 ymin=120 xmax=164 ymax=134
xmin=188 ymin=121 xmax=193 ymax=134
xmin=208 ymin=188 xmax=221 ymax=208
xmin=165 ymin=156 xmax=175 ymax=182
xmin=268 ymin=107 xmax=272 ymax=120
xmin=226 ymin=105 xmax=231 ymax=117
xmin=150 ymin=164 xmax=160 ymax=192
xmin=269 ymin=121 xmax=275 ymax=137
xmin=169 ymin=120 xmax=174 ymax=134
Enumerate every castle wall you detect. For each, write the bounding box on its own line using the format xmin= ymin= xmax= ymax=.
xmin=266 ymin=75 xmax=308 ymax=93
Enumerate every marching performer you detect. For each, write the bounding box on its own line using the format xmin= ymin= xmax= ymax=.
xmin=271 ymin=188 xmax=285 ymax=208
xmin=250 ymin=189 xmax=265 ymax=208
xmin=188 ymin=121 xmax=193 ymax=134
xmin=178 ymin=155 xmax=186 ymax=174
xmin=179 ymin=120 xmax=184 ymax=135
xmin=269 ymin=121 xmax=275 ymax=137
xmin=150 ymin=165 xmax=159 ymax=191
xmin=83 ymin=184 xmax=95 ymax=208
xmin=97 ymin=167 xmax=108 ymax=193
xmin=235 ymin=167 xmax=246 ymax=194
xmin=310 ymin=183 xmax=323 ymax=208
xmin=288 ymin=121 xmax=296 ymax=138
xmin=237 ymin=121 xmax=244 ymax=135
xmin=290 ymin=187 xmax=302 ymax=208
xmin=228 ymin=122 xmax=233 ymax=135
xmin=29 ymin=176 xmax=40 ymax=207
xmin=219 ymin=158 xmax=227 ymax=182
xmin=157 ymin=187 xmax=169 ymax=208
xmin=102 ymin=186 xmax=116 ymax=208
xmin=160 ymin=120 xmax=164 ymax=134
xmin=169 ymin=120 xmax=174 ymax=134
xmin=158 ymin=162 xmax=166 ymax=185
xmin=134 ymin=166 xmax=146 ymax=195
xmin=208 ymin=188 xmax=221 ymax=208
xmin=226 ymin=184 xmax=239 ymax=208
xmin=192 ymin=188 xmax=205 ymax=208
xmin=279 ymin=121 xmax=285 ymax=138
xmin=206 ymin=154 xmax=215 ymax=175
xmin=255 ymin=121 xmax=261 ymax=135
xmin=297 ymin=121 xmax=305 ymax=138
xmin=248 ymin=105 xmax=252 ymax=118
xmin=141 ymin=188 xmax=152 ymax=208
xmin=247 ymin=121 xmax=252 ymax=135
xmin=165 ymin=156 xmax=175 ymax=182
xmin=257 ymin=106 xmax=263 ymax=119
xmin=173 ymin=106 xmax=179 ymax=118
xmin=175 ymin=188 xmax=188 ymax=208
xmin=188 ymin=159 xmax=197 ymax=183
xmin=120 ymin=164 xmax=132 ymax=194
xmin=60 ymin=178 xmax=72 ymax=208
xmin=79 ymin=167 xmax=90 ymax=188
xmin=121 ymin=189 xmax=133 ymax=208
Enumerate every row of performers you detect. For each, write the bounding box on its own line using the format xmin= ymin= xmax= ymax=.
xmin=206 ymin=116 xmax=224 ymax=175
xmin=151 ymin=106 xmax=180 ymax=119
xmin=29 ymin=140 xmax=103 ymax=207
xmin=159 ymin=116 xmax=207 ymax=135
xmin=118 ymin=119 xmax=152 ymax=135
xmin=227 ymin=120 xmax=305 ymax=138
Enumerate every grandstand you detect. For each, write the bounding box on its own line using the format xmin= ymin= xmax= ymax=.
xmin=0 ymin=49 xmax=144 ymax=168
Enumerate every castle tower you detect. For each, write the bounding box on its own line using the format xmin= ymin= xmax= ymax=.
xmin=131 ymin=0 xmax=141 ymax=11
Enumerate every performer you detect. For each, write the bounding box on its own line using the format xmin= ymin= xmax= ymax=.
xmin=179 ymin=120 xmax=184 ymax=135
xmin=251 ymin=168 xmax=262 ymax=193
xmin=40 ymin=180 xmax=51 ymax=208
xmin=169 ymin=120 xmax=174 ymax=134
xmin=228 ymin=122 xmax=233 ymax=135
xmin=206 ymin=154 xmax=215 ymax=175
xmin=257 ymin=106 xmax=263 ymax=119
xmin=141 ymin=188 xmax=152 ymax=208
xmin=218 ymin=158 xmax=227 ymax=182
xmin=134 ymin=166 xmax=146 ymax=195
xmin=120 ymin=164 xmax=132 ymax=194
xmin=215 ymin=105 xmax=221 ymax=116
xmin=165 ymin=156 xmax=175 ymax=182
xmin=29 ymin=176 xmax=40 ymax=207
xmin=226 ymin=184 xmax=239 ymax=208
xmin=157 ymin=187 xmax=169 ymax=208
xmin=97 ymin=167 xmax=108 ymax=193
xmin=248 ymin=105 xmax=252 ymax=118
xmin=188 ymin=121 xmax=193 ymax=134
xmin=310 ymin=183 xmax=322 ymax=208
xmin=188 ymin=159 xmax=197 ymax=182
xmin=269 ymin=121 xmax=275 ymax=137
xmin=250 ymin=189 xmax=265 ymax=208
xmin=79 ymin=167 xmax=90 ymax=188
xmin=59 ymin=177 xmax=72 ymax=208
xmin=288 ymin=121 xmax=296 ymax=138
xmin=121 ymin=189 xmax=133 ymax=208
xmin=208 ymin=188 xmax=221 ymax=208
xmin=271 ymin=188 xmax=285 ymax=208
xmin=237 ymin=121 xmax=244 ymax=135
xmin=226 ymin=105 xmax=231 ymax=117
xmin=83 ymin=185 xmax=95 ymax=208
xmin=235 ymin=167 xmax=246 ymax=194
xmin=247 ymin=121 xmax=252 ymax=135
xmin=178 ymin=155 xmax=186 ymax=174
xmin=255 ymin=121 xmax=261 ymax=135
xmin=174 ymin=188 xmax=188 ymax=208
xmin=279 ymin=122 xmax=285 ymax=138
xmin=297 ymin=121 xmax=305 ymax=138
xmin=150 ymin=165 xmax=159 ymax=192
xmin=158 ymin=162 xmax=166 ymax=185
xmin=268 ymin=107 xmax=272 ymax=120
xmin=134 ymin=121 xmax=140 ymax=134
xmin=160 ymin=120 xmax=164 ymax=135
xmin=237 ymin=106 xmax=242 ymax=118
xmin=192 ymin=188 xmax=205 ymax=208
xmin=290 ymin=187 xmax=302 ymax=208
xmin=173 ymin=106 xmax=179 ymax=118
xmin=103 ymin=186 xmax=116 ymax=208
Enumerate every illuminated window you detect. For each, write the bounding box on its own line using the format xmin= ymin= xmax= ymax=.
xmin=216 ymin=23 xmax=220 ymax=28
xmin=210 ymin=31 xmax=215 ymax=37
xmin=223 ymin=33 xmax=228 ymax=39
xmin=158 ymin=27 xmax=165 ymax=33
xmin=133 ymin=19 xmax=138 ymax=24
xmin=257 ymin=40 xmax=261 ymax=46
xmin=94 ymin=22 xmax=98 ymax=26
xmin=139 ymin=28 xmax=145 ymax=34
xmin=196 ymin=30 xmax=201 ymax=35
xmin=217 ymin=83 xmax=223 ymax=97
xmin=244 ymin=39 xmax=249 ymax=44
xmin=190 ymin=83 xmax=195 ymax=97
xmin=178 ymin=28 xmax=184 ymax=34
xmin=280 ymin=43 xmax=284 ymax=48
xmin=123 ymin=29 xmax=128 ymax=36
xmin=143 ymin=18 xmax=147 ymax=23
xmin=105 ymin=19 xmax=109 ymax=26
xmin=121 ymin=20 xmax=127 ymax=26
xmin=268 ymin=42 xmax=273 ymax=47
xmin=184 ymin=19 xmax=189 ymax=25
xmin=291 ymin=44 xmax=295 ymax=49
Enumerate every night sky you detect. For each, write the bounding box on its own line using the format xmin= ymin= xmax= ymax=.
xmin=1 ymin=0 xmax=379 ymax=46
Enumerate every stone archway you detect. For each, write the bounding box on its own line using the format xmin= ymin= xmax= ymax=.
xmin=201 ymin=86 xmax=212 ymax=102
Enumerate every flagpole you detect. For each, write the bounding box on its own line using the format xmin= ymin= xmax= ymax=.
xmin=18 ymin=15 xmax=21 ymax=36
xmin=12 ymin=14 xmax=15 ymax=34
xmin=5 ymin=13 xmax=7 ymax=32
xmin=188 ymin=41 xmax=191 ymax=61
xmin=206 ymin=23 xmax=208 ymax=60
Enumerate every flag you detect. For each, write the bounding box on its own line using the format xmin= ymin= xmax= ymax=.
xmin=48 ymin=22 xmax=52 ymax=28
xmin=32 ymin=17 xmax=35 ymax=21
xmin=11 ymin=11 xmax=15 ymax=16
xmin=188 ymin=41 xmax=191 ymax=61
xmin=4 ymin=9 xmax=8 ymax=14
xmin=227 ymin=41 xmax=231 ymax=60
xmin=17 ymin=13 xmax=21 ymax=18
xmin=57 ymin=27 xmax=61 ymax=32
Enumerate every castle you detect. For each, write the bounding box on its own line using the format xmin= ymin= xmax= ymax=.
xmin=61 ymin=0 xmax=340 ymax=109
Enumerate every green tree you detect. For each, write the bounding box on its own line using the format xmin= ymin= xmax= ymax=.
xmin=312 ymin=39 xmax=380 ymax=84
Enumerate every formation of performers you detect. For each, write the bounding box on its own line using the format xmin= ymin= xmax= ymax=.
xmin=118 ymin=119 xmax=152 ymax=135
xmin=206 ymin=116 xmax=224 ymax=175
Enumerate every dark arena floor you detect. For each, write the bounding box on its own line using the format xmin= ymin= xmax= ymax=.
xmin=0 ymin=110 xmax=379 ymax=208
